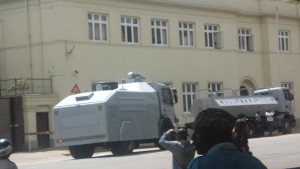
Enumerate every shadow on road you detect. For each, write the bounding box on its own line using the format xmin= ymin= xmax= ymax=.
xmin=91 ymin=149 xmax=162 ymax=159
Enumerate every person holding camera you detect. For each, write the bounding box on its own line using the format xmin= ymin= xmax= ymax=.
xmin=232 ymin=118 xmax=252 ymax=155
xmin=159 ymin=128 xmax=195 ymax=169
xmin=187 ymin=108 xmax=266 ymax=169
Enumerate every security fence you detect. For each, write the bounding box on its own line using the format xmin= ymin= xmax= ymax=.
xmin=0 ymin=78 xmax=53 ymax=96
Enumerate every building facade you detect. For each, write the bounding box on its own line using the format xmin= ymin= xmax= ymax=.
xmin=0 ymin=0 xmax=300 ymax=149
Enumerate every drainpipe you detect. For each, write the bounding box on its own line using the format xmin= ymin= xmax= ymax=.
xmin=25 ymin=0 xmax=33 ymax=93
xmin=38 ymin=0 xmax=44 ymax=78
xmin=38 ymin=0 xmax=45 ymax=93
xmin=0 ymin=19 xmax=5 ymax=96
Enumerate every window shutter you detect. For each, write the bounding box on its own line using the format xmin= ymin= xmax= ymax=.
xmin=248 ymin=35 xmax=254 ymax=51
xmin=213 ymin=31 xmax=223 ymax=49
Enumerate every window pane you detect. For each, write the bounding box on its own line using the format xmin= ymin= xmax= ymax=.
xmin=127 ymin=26 xmax=132 ymax=42
xmin=88 ymin=23 xmax=93 ymax=40
xmin=95 ymin=23 xmax=100 ymax=40
xmin=162 ymin=29 xmax=167 ymax=44
xmin=157 ymin=29 xmax=161 ymax=44
xmin=179 ymin=31 xmax=183 ymax=45
xmin=101 ymin=24 xmax=107 ymax=40
xmin=190 ymin=31 xmax=194 ymax=46
xmin=152 ymin=28 xmax=155 ymax=44
xmin=122 ymin=26 xmax=126 ymax=42
xmin=209 ymin=33 xmax=213 ymax=47
xmin=134 ymin=27 xmax=138 ymax=43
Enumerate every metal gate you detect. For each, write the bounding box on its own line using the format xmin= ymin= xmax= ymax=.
xmin=0 ymin=96 xmax=24 ymax=151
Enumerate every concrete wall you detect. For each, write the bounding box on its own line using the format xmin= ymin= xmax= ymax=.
xmin=1 ymin=0 xmax=300 ymax=128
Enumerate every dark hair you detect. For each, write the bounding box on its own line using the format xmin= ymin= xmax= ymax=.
xmin=192 ymin=108 xmax=235 ymax=155
xmin=237 ymin=113 xmax=246 ymax=119
xmin=233 ymin=119 xmax=248 ymax=132
xmin=176 ymin=128 xmax=188 ymax=141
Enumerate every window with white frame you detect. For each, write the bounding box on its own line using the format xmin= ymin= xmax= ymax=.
xmin=282 ymin=82 xmax=293 ymax=91
xmin=121 ymin=16 xmax=139 ymax=44
xmin=208 ymin=82 xmax=223 ymax=97
xmin=179 ymin=22 xmax=195 ymax=47
xmin=182 ymin=83 xmax=198 ymax=112
xmin=279 ymin=30 xmax=289 ymax=52
xmin=205 ymin=24 xmax=222 ymax=49
xmin=151 ymin=19 xmax=168 ymax=45
xmin=88 ymin=13 xmax=108 ymax=41
xmin=238 ymin=28 xmax=253 ymax=51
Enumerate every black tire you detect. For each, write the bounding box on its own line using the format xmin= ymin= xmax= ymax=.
xmin=69 ymin=145 xmax=94 ymax=159
xmin=282 ymin=118 xmax=292 ymax=134
xmin=157 ymin=118 xmax=174 ymax=150
xmin=110 ymin=141 xmax=135 ymax=156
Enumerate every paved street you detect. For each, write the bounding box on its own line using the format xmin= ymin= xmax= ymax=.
xmin=10 ymin=133 xmax=300 ymax=169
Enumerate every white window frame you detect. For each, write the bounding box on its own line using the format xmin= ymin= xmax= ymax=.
xmin=282 ymin=82 xmax=293 ymax=91
xmin=279 ymin=30 xmax=290 ymax=52
xmin=238 ymin=28 xmax=253 ymax=52
xmin=88 ymin=13 xmax=108 ymax=42
xmin=121 ymin=16 xmax=139 ymax=44
xmin=151 ymin=19 xmax=168 ymax=46
xmin=205 ymin=24 xmax=222 ymax=49
xmin=208 ymin=82 xmax=223 ymax=97
xmin=182 ymin=83 xmax=198 ymax=112
xmin=179 ymin=22 xmax=195 ymax=47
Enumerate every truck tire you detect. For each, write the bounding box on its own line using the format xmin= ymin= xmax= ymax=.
xmin=69 ymin=145 xmax=94 ymax=159
xmin=157 ymin=118 xmax=173 ymax=150
xmin=110 ymin=141 xmax=135 ymax=156
xmin=282 ymin=118 xmax=292 ymax=134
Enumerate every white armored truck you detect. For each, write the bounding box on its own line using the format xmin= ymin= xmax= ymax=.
xmin=52 ymin=72 xmax=178 ymax=159
xmin=189 ymin=87 xmax=296 ymax=137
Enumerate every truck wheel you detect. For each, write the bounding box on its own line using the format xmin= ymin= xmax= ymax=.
xmin=282 ymin=118 xmax=292 ymax=134
xmin=157 ymin=118 xmax=173 ymax=150
xmin=110 ymin=141 xmax=135 ymax=156
xmin=69 ymin=145 xmax=94 ymax=159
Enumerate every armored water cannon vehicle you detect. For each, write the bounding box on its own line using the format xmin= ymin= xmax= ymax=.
xmin=52 ymin=72 xmax=178 ymax=159
xmin=189 ymin=87 xmax=296 ymax=136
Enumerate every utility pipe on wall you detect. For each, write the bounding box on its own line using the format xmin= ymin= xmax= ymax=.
xmin=0 ymin=19 xmax=5 ymax=80
xmin=25 ymin=0 xmax=33 ymax=93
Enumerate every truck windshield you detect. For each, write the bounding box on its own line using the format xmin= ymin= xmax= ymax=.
xmin=283 ymin=89 xmax=293 ymax=101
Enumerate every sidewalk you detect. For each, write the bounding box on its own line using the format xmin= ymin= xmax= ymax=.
xmin=10 ymin=148 xmax=71 ymax=165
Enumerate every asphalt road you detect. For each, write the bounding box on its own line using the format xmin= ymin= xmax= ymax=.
xmin=14 ymin=133 xmax=300 ymax=169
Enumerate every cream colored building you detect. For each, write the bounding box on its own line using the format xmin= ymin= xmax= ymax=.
xmin=0 ymin=0 xmax=300 ymax=150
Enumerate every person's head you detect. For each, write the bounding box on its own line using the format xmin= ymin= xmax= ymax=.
xmin=0 ymin=138 xmax=13 ymax=159
xmin=256 ymin=110 xmax=260 ymax=115
xmin=237 ymin=113 xmax=246 ymax=119
xmin=192 ymin=108 xmax=236 ymax=155
xmin=233 ymin=118 xmax=249 ymax=133
xmin=176 ymin=128 xmax=188 ymax=141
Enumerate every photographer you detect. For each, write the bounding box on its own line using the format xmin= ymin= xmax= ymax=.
xmin=232 ymin=118 xmax=252 ymax=155
xmin=159 ymin=128 xmax=195 ymax=169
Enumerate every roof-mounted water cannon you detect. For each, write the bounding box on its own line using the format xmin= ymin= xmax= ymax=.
xmin=126 ymin=72 xmax=146 ymax=83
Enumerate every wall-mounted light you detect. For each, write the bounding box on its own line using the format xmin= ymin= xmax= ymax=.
xmin=66 ymin=45 xmax=75 ymax=55
xmin=73 ymin=70 xmax=79 ymax=76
